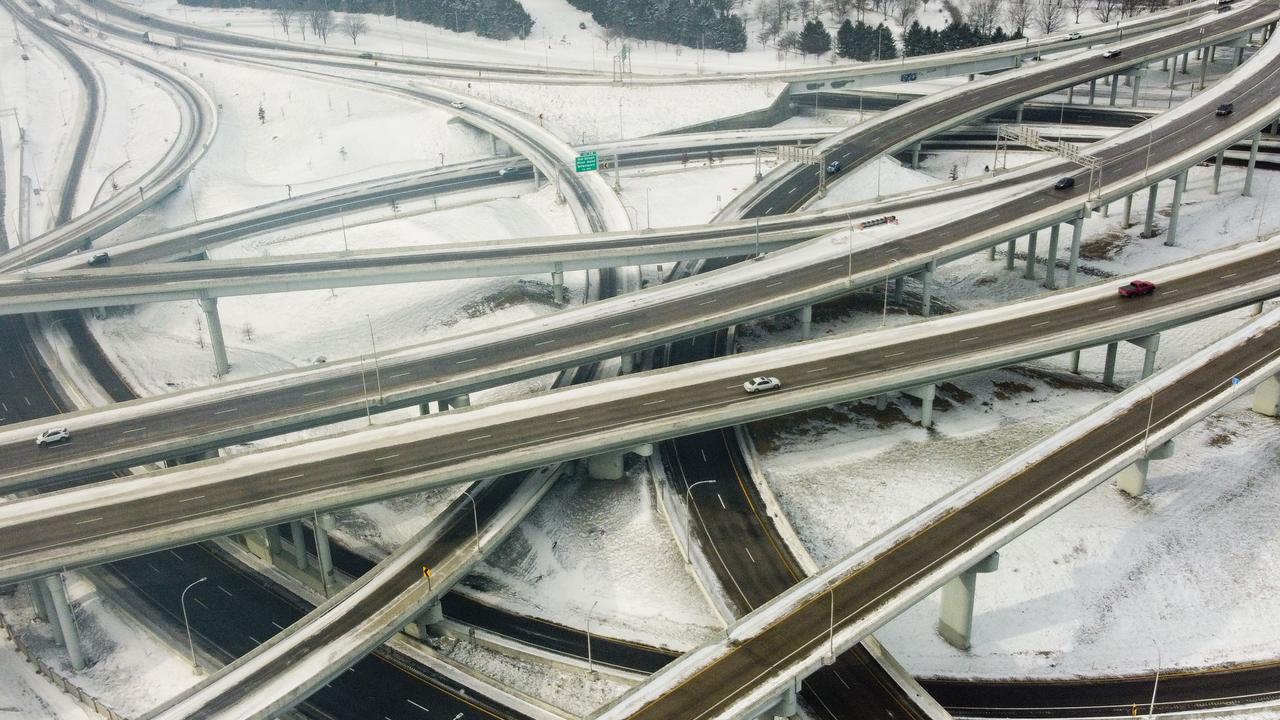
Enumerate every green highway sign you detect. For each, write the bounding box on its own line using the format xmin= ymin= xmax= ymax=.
xmin=575 ymin=151 xmax=598 ymax=173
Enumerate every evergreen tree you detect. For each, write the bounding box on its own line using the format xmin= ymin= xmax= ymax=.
xmin=852 ymin=19 xmax=875 ymax=60
xmin=836 ymin=18 xmax=857 ymax=58
xmin=903 ymin=20 xmax=925 ymax=56
xmin=799 ymin=18 xmax=832 ymax=54
xmin=875 ymin=23 xmax=898 ymax=58
xmin=990 ymin=25 xmax=1009 ymax=43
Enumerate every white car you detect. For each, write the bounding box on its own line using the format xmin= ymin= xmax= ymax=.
xmin=450 ymin=100 xmax=466 ymax=109
xmin=35 ymin=427 xmax=70 ymax=447
xmin=1065 ymin=31 xmax=1081 ymax=40
xmin=743 ymin=376 xmax=782 ymax=394
xmin=498 ymin=165 xmax=517 ymax=177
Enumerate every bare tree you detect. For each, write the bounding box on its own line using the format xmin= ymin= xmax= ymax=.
xmin=295 ymin=11 xmax=308 ymax=40
xmin=1034 ymin=0 xmax=1065 ymax=32
xmin=307 ymin=3 xmax=334 ymax=43
xmin=827 ymin=0 xmax=854 ymax=20
xmin=798 ymin=0 xmax=815 ymax=19
xmin=272 ymin=3 xmax=295 ymax=38
xmin=337 ymin=14 xmax=368 ymax=44
xmin=1118 ymin=0 xmax=1142 ymax=17
xmin=888 ymin=0 xmax=921 ymax=27
xmin=1067 ymin=0 xmax=1085 ymax=21
xmin=1092 ymin=0 xmax=1118 ymax=20
xmin=965 ymin=0 xmax=1003 ymax=35
xmin=1004 ymin=0 xmax=1032 ymax=34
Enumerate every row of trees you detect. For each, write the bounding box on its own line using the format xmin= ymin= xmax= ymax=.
xmin=834 ymin=19 xmax=897 ymax=60
xmin=566 ymin=0 xmax=749 ymax=51
xmin=178 ymin=0 xmax=535 ymax=41
xmin=965 ymin=0 xmax=1162 ymax=36
xmin=902 ymin=19 xmax=1022 ymax=55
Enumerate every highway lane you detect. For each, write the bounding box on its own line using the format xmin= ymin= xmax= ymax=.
xmin=609 ymin=312 xmax=1280 ymax=720
xmin=4 ymin=39 xmax=1277 ymax=493
xmin=3 ymin=237 xmax=1278 ymax=584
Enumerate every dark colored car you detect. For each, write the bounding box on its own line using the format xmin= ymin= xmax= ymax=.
xmin=1054 ymin=176 xmax=1076 ymax=190
xmin=87 ymin=251 xmax=110 ymax=267
xmin=1118 ymin=279 xmax=1156 ymax=297
xmin=826 ymin=160 xmax=842 ymax=175
xmin=1102 ymin=49 xmax=1122 ymax=59
xmin=1216 ymin=103 xmax=1234 ymax=116
xmin=358 ymin=52 xmax=374 ymax=59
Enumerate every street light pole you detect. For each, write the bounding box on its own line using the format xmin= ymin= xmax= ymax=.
xmin=684 ymin=479 xmax=716 ymax=562
xmin=587 ymin=600 xmax=600 ymax=673
xmin=180 ymin=577 xmax=208 ymax=669
xmin=459 ymin=488 xmax=480 ymax=553
xmin=1147 ymin=638 xmax=1162 ymax=718
xmin=365 ymin=314 xmax=383 ymax=404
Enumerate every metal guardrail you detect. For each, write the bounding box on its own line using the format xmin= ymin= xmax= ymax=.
xmin=0 ymin=608 xmax=129 ymax=720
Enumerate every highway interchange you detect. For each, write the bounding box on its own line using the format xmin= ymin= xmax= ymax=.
xmin=2 ymin=0 xmax=1280 ymax=718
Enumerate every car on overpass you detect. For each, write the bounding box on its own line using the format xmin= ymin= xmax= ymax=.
xmin=1118 ymin=279 xmax=1157 ymax=297
xmin=743 ymin=376 xmax=782 ymax=393
xmin=1102 ymin=48 xmax=1122 ymax=59
xmin=35 ymin=427 xmax=71 ymax=447
xmin=450 ymin=100 xmax=466 ymax=109
xmin=1065 ymin=31 xmax=1082 ymax=40
xmin=1054 ymin=176 xmax=1076 ymax=190
xmin=87 ymin=251 xmax=111 ymax=267
xmin=1216 ymin=102 xmax=1235 ymax=116
xmin=826 ymin=160 xmax=843 ymax=175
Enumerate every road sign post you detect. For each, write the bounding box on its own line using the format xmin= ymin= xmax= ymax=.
xmin=575 ymin=151 xmax=598 ymax=173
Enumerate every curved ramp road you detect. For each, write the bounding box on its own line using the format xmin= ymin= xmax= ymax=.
xmin=1 ymin=236 xmax=1278 ymax=586
xmin=1 ymin=37 xmax=1277 ymax=492
xmin=597 ymin=308 xmax=1280 ymax=720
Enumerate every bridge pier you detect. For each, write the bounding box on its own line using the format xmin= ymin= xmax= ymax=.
xmin=799 ymin=304 xmax=813 ymax=340
xmin=1013 ymin=102 xmax=1023 ymax=124
xmin=290 ymin=520 xmax=308 ymax=570
xmin=1108 ymin=74 xmax=1119 ymax=106
xmin=29 ymin=580 xmax=50 ymax=623
xmin=1005 ymin=238 xmax=1016 ymax=270
xmin=1115 ymin=440 xmax=1175 ymax=496
xmin=419 ymin=400 xmax=434 ymax=416
xmin=314 ymin=513 xmax=336 ymax=593
xmin=551 ymin=269 xmax=565 ymax=304
xmin=1179 ymin=51 xmax=1188 ymax=74
xmin=911 ymin=143 xmax=921 ymax=169
xmin=1234 ymin=45 xmax=1245 ymax=67
xmin=1129 ymin=67 xmax=1144 ymax=107
xmin=893 ymin=276 xmax=904 ymax=305
xmin=1199 ymin=45 xmax=1212 ymax=90
xmin=1023 ymin=231 xmax=1038 ymax=281
xmin=1212 ymin=150 xmax=1225 ymax=194
xmin=1132 ymin=333 xmax=1161 ymax=378
xmin=1244 ymin=131 xmax=1261 ymax=197
xmin=45 ymin=574 xmax=85 ymax=671
xmin=1165 ymin=170 xmax=1187 ymax=246
xmin=1140 ymin=183 xmax=1159 ymax=239
xmin=444 ymin=394 xmax=471 ymax=410
xmin=755 ymin=677 xmax=801 ymax=719
xmin=904 ymin=384 xmax=936 ymax=428
xmin=1253 ymin=373 xmax=1280 ymax=416
xmin=1088 ymin=78 xmax=1096 ymax=104
xmin=587 ymin=451 xmax=625 ymax=480
xmin=937 ymin=552 xmax=999 ymax=651
xmin=1121 ymin=193 xmax=1133 ymax=229
xmin=919 ymin=260 xmax=935 ymax=318
xmin=1103 ymin=342 xmax=1120 ymax=385
xmin=1168 ymin=57 xmax=1176 ymax=88
xmin=198 ymin=296 xmax=230 ymax=377
xmin=405 ymin=601 xmax=445 ymax=641
xmin=1067 ymin=216 xmax=1084 ymax=287
xmin=620 ymin=352 xmax=636 ymax=374
xmin=1044 ymin=225 xmax=1060 ymax=289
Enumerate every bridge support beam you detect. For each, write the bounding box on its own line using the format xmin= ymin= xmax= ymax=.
xmin=1199 ymin=45 xmax=1212 ymax=90
xmin=290 ymin=520 xmax=308 ymax=570
xmin=1131 ymin=333 xmax=1161 ymax=378
xmin=893 ymin=276 xmax=904 ymax=305
xmin=1067 ymin=216 xmax=1084 ymax=287
xmin=911 ymin=143 xmax=921 ymax=169
xmin=45 ymin=575 xmax=85 ymax=671
xmin=799 ymin=304 xmax=813 ymax=340
xmin=1108 ymin=75 xmax=1119 ymax=106
xmin=1013 ymin=102 xmax=1023 ymax=124
xmin=1023 ymin=231 xmax=1037 ymax=281
xmin=904 ymin=383 xmax=936 ymax=428
xmin=1244 ymin=131 xmax=1261 ymax=197
xmin=1103 ymin=342 xmax=1119 ymax=385
xmin=29 ymin=580 xmax=50 ymax=623
xmin=1165 ymin=170 xmax=1187 ymax=247
xmin=1115 ymin=440 xmax=1175 ymax=496
xmin=1253 ymin=373 xmax=1280 ymax=416
xmin=1234 ymin=45 xmax=1245 ymax=67
xmin=1212 ymin=150 xmax=1225 ymax=194
xmin=937 ymin=552 xmax=999 ymax=651
xmin=405 ymin=601 xmax=445 ymax=641
xmin=1121 ymin=193 xmax=1133 ymax=229
xmin=314 ymin=513 xmax=336 ymax=593
xmin=1044 ymin=225 xmax=1061 ymax=290
xmin=1179 ymin=51 xmax=1189 ymax=74
xmin=198 ymin=296 xmax=230 ymax=377
xmin=1129 ymin=68 xmax=1144 ymax=107
xmin=587 ymin=451 xmax=625 ymax=480
xmin=1005 ymin=238 xmax=1016 ymax=270
xmin=1088 ymin=78 xmax=1097 ymax=104
xmin=919 ymin=260 xmax=935 ymax=318
xmin=1140 ymin=183 xmax=1159 ymax=239
xmin=1168 ymin=58 xmax=1176 ymax=88
xmin=551 ymin=269 xmax=565 ymax=304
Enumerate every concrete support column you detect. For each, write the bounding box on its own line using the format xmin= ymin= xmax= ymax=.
xmin=1253 ymin=374 xmax=1280 ymax=416
xmin=1199 ymin=46 xmax=1212 ymax=89
xmin=45 ymin=575 xmax=85 ymax=671
xmin=1271 ymin=116 xmax=1279 ymax=136
xmin=1108 ymin=75 xmax=1119 ymax=106
xmin=1140 ymin=183 xmax=1159 ymax=239
xmin=1069 ymin=350 xmax=1082 ymax=374
xmin=937 ymin=552 xmax=999 ymax=651
xmin=774 ymin=679 xmax=800 ymax=718
xmin=1005 ymin=238 xmax=1016 ymax=270
xmin=1165 ymin=171 xmax=1187 ymax=246
xmin=1023 ymin=231 xmax=1037 ymax=281
xmin=1130 ymin=333 xmax=1161 ymax=378
xmin=1179 ymin=52 xmax=1188 ymax=74
xmin=1044 ymin=225 xmax=1061 ymax=290
xmin=290 ymin=520 xmax=308 ymax=570
xmin=1067 ymin=217 xmax=1084 ymax=287
xmin=1088 ymin=78 xmax=1097 ymax=104
xmin=919 ymin=260 xmax=936 ymax=318
xmin=532 ymin=166 xmax=541 ymax=187
xmin=551 ymin=269 xmax=565 ymax=304
xmin=1212 ymin=150 xmax=1225 ymax=194
xmin=1103 ymin=342 xmax=1119 ymax=385
xmin=911 ymin=143 xmax=921 ymax=169
xmin=620 ymin=352 xmax=635 ymax=374
xmin=1067 ymin=84 xmax=1074 ymax=103
xmin=405 ymin=601 xmax=445 ymax=641
xmin=1130 ymin=71 xmax=1142 ymax=107
xmin=905 ymin=384 xmax=936 ymax=428
xmin=799 ymin=304 xmax=813 ymax=341
xmin=1122 ymin=193 xmax=1133 ymax=228
xmin=314 ymin=513 xmax=335 ymax=589
xmin=265 ymin=524 xmax=284 ymax=558
xmin=1234 ymin=46 xmax=1245 ymax=67
xmin=893 ymin=276 xmax=904 ymax=305
xmin=1014 ymin=102 xmax=1023 ymax=124
xmin=586 ymin=451 xmax=625 ymax=480
xmin=987 ymin=245 xmax=996 ymax=262
xmin=1168 ymin=60 xmax=1176 ymax=89
xmin=1161 ymin=56 xmax=1169 ymax=71
xmin=1244 ymin=132 xmax=1261 ymax=197
xmin=198 ymin=296 xmax=230 ymax=377
xmin=29 ymin=581 xmax=50 ymax=623
xmin=446 ymin=393 xmax=471 ymax=409
xmin=1115 ymin=440 xmax=1175 ymax=496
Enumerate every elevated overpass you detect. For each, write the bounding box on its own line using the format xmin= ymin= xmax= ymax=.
xmin=1 ymin=235 xmax=1278 ymax=586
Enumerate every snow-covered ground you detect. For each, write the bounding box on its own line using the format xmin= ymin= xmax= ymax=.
xmin=0 ymin=575 xmax=202 ymax=717
xmin=746 ymin=150 xmax=1280 ymax=678
xmin=0 ymin=628 xmax=93 ymax=720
